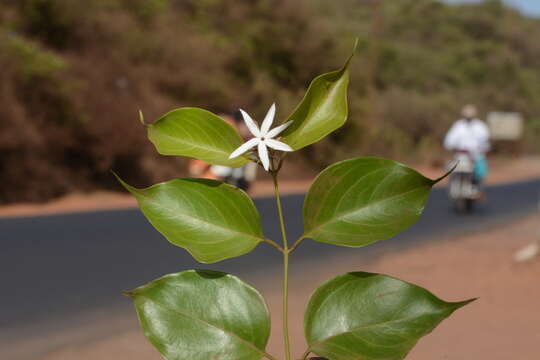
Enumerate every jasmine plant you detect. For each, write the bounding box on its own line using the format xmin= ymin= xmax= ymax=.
xmin=117 ymin=43 xmax=473 ymax=360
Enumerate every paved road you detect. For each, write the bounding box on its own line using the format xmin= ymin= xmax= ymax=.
xmin=1 ymin=178 xmax=539 ymax=337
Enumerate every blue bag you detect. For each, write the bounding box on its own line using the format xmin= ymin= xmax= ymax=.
xmin=474 ymin=157 xmax=488 ymax=181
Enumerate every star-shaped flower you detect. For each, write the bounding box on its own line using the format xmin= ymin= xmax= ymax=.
xmin=229 ymin=103 xmax=293 ymax=171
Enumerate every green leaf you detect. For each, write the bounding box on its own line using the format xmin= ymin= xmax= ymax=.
xmin=279 ymin=45 xmax=355 ymax=150
xmin=304 ymin=272 xmax=474 ymax=360
xmin=147 ymin=107 xmax=248 ymax=167
xmin=115 ymin=175 xmax=264 ymax=263
xmin=126 ymin=270 xmax=272 ymax=360
xmin=303 ymin=157 xmax=440 ymax=247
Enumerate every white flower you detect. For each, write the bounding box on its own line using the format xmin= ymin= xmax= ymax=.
xmin=229 ymin=103 xmax=293 ymax=171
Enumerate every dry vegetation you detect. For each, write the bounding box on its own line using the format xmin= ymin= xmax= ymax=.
xmin=1 ymin=0 xmax=540 ymax=203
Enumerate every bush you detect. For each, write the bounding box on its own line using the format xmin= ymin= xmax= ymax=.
xmin=1 ymin=0 xmax=540 ymax=203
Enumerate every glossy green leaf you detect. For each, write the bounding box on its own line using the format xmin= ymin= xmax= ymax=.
xmin=279 ymin=47 xmax=354 ymax=150
xmin=303 ymin=157 xmax=440 ymax=247
xmin=304 ymin=272 xmax=474 ymax=360
xmin=146 ymin=107 xmax=248 ymax=167
xmin=116 ymin=176 xmax=264 ymax=263
xmin=126 ymin=270 xmax=272 ymax=360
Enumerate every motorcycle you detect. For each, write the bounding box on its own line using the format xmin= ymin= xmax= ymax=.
xmin=211 ymin=163 xmax=257 ymax=192
xmin=448 ymin=151 xmax=479 ymax=213
xmin=223 ymin=163 xmax=257 ymax=192
xmin=189 ymin=160 xmax=256 ymax=192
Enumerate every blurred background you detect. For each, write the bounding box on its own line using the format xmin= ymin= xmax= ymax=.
xmin=1 ymin=1 xmax=539 ymax=359
xmin=1 ymin=0 xmax=540 ymax=202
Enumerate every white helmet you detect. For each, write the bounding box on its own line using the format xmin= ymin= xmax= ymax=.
xmin=462 ymin=104 xmax=478 ymax=119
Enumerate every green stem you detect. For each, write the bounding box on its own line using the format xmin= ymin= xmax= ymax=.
xmin=288 ymin=236 xmax=306 ymax=254
xmin=262 ymin=237 xmax=284 ymax=252
xmin=272 ymin=172 xmax=291 ymax=360
xmin=301 ymin=349 xmax=312 ymax=360
xmin=263 ymin=352 xmax=279 ymax=360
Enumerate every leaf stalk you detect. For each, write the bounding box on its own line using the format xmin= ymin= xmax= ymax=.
xmin=263 ymin=237 xmax=285 ymax=252
xmin=288 ymin=236 xmax=306 ymax=254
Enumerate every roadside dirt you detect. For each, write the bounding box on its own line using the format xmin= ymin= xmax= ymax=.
xmin=0 ymin=156 xmax=538 ymax=218
xmin=12 ymin=211 xmax=539 ymax=360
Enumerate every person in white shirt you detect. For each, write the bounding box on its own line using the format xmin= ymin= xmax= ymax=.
xmin=443 ymin=104 xmax=490 ymax=183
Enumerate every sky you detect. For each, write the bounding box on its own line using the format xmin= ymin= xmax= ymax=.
xmin=444 ymin=0 xmax=540 ymax=17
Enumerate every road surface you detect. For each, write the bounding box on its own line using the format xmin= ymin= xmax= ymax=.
xmin=1 ymin=178 xmax=538 ymax=346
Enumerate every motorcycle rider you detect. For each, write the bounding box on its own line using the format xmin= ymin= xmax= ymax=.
xmin=443 ymin=104 xmax=490 ymax=192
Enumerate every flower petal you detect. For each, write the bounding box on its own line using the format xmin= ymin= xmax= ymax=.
xmin=258 ymin=141 xmax=270 ymax=171
xmin=229 ymin=138 xmax=260 ymax=159
xmin=264 ymin=139 xmax=293 ymax=152
xmin=239 ymin=109 xmax=261 ymax=137
xmin=260 ymin=103 xmax=276 ymax=136
xmin=266 ymin=120 xmax=293 ymax=139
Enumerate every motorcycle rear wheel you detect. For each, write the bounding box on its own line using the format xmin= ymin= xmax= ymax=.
xmin=454 ymin=198 xmax=475 ymax=213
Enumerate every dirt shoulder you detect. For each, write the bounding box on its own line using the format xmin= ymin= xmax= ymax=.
xmin=0 ymin=156 xmax=537 ymax=218
xmin=9 ymin=210 xmax=540 ymax=360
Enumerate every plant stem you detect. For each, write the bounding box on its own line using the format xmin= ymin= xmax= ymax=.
xmin=288 ymin=236 xmax=305 ymax=253
xmin=263 ymin=237 xmax=285 ymax=252
xmin=301 ymin=349 xmax=312 ymax=360
xmin=272 ymin=172 xmax=291 ymax=360
xmin=263 ymin=352 xmax=279 ymax=360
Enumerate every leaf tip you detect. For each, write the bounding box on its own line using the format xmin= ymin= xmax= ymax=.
xmin=138 ymin=109 xmax=147 ymax=126
xmin=111 ymin=170 xmax=124 ymax=185
xmin=433 ymin=161 xmax=457 ymax=184
xmin=111 ymin=171 xmax=138 ymax=195
xmin=122 ymin=290 xmax=136 ymax=298
xmin=450 ymin=297 xmax=477 ymax=311
xmin=343 ymin=38 xmax=358 ymax=70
